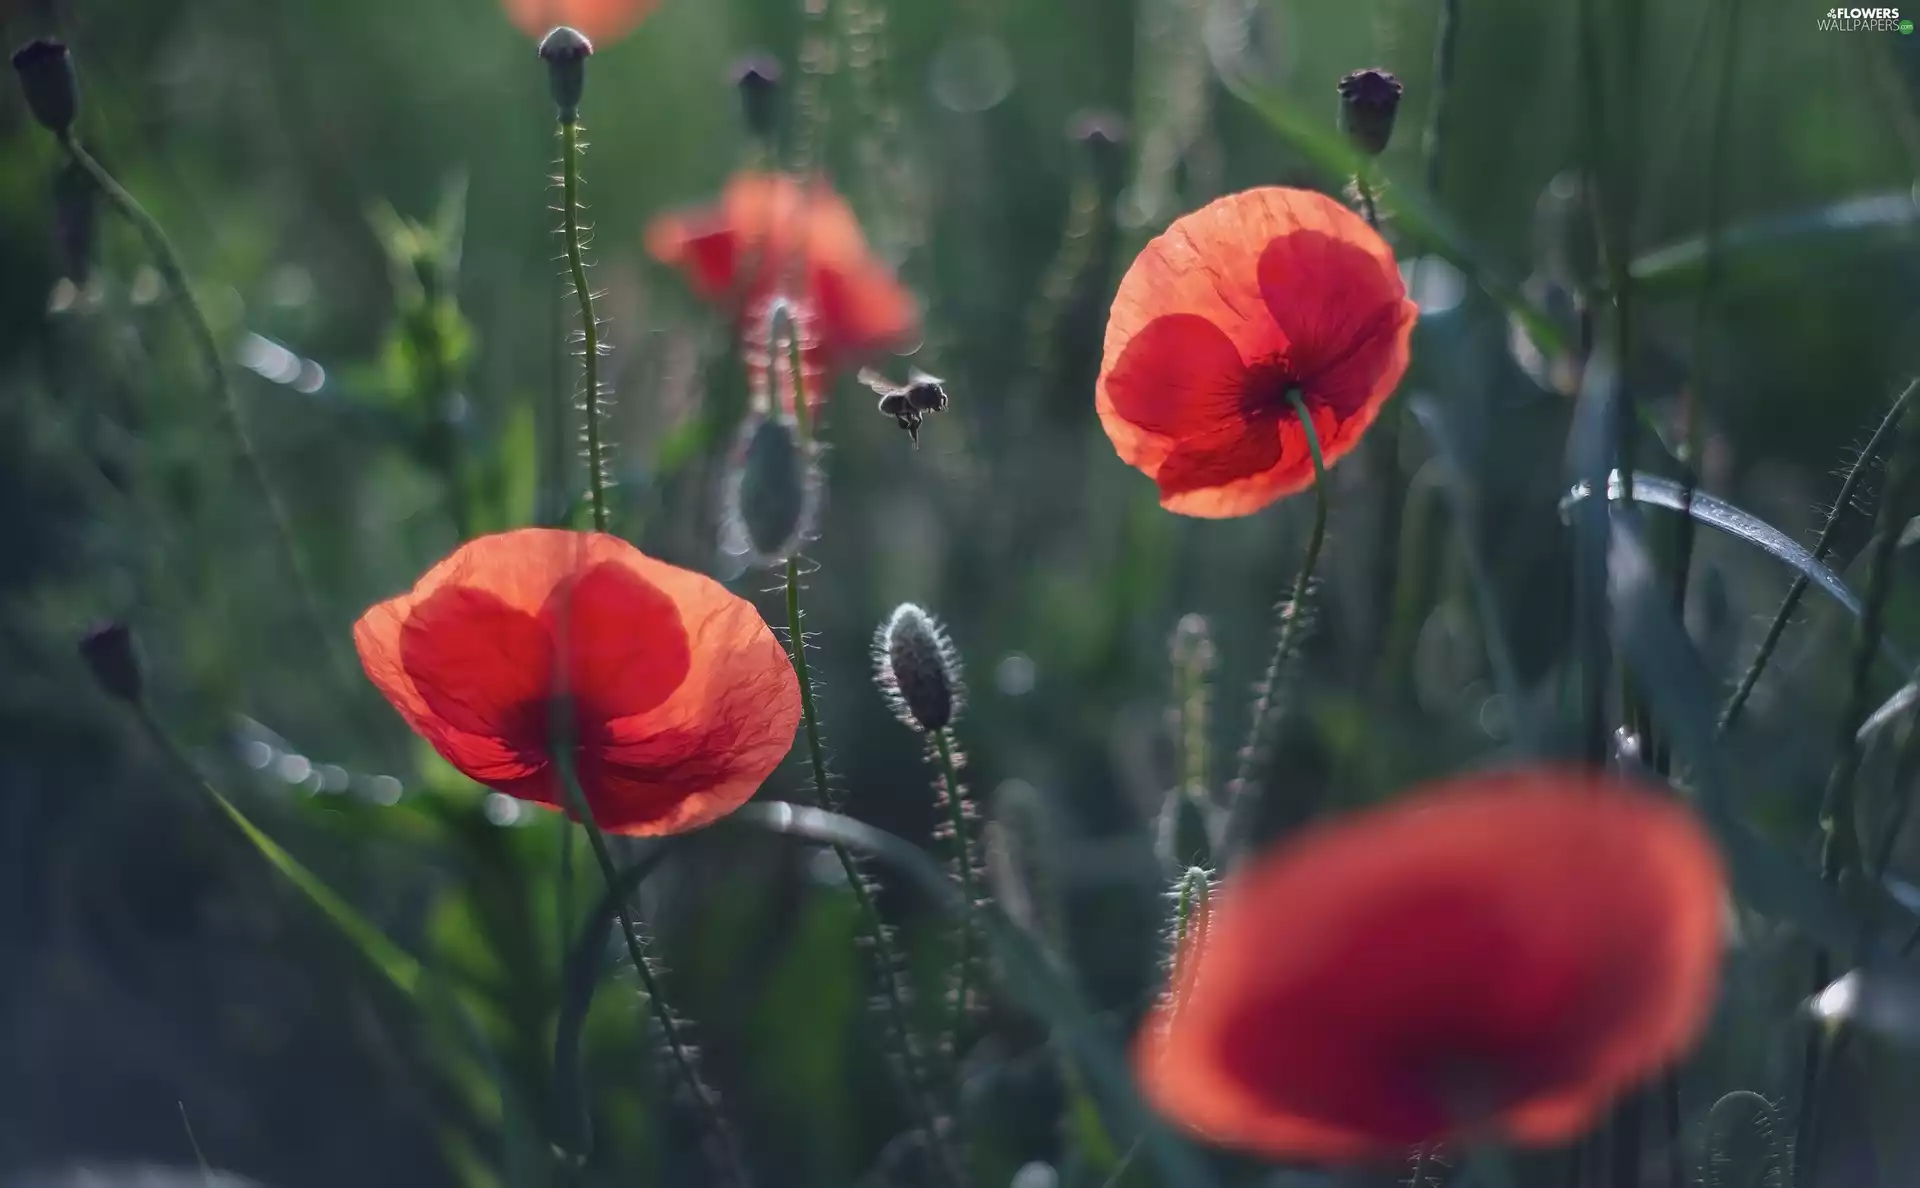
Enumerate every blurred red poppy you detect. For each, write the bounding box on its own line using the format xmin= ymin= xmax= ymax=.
xmin=1097 ymin=186 xmax=1417 ymax=518
xmin=645 ymin=171 xmax=918 ymax=412
xmin=1136 ymin=767 xmax=1726 ymax=1162
xmin=354 ymin=529 xmax=800 ymax=836
xmin=502 ymin=0 xmax=657 ymax=44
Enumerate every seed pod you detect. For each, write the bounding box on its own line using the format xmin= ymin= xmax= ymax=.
xmin=1336 ymin=67 xmax=1402 ymax=157
xmin=539 ymin=26 xmax=593 ymax=120
xmin=722 ymin=412 xmax=819 ymax=565
xmin=874 ymin=603 xmax=963 ymax=732
xmin=78 ymin=619 xmax=142 ymax=704
xmin=13 ymin=40 xmax=78 ymax=137
xmin=731 ymin=53 xmax=782 ymax=141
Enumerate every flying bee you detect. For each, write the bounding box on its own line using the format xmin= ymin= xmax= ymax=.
xmin=859 ymin=367 xmax=949 ymax=447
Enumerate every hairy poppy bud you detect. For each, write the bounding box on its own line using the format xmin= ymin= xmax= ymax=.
xmin=723 ymin=412 xmax=819 ymax=566
xmin=1162 ymin=865 xmax=1212 ymax=1019
xmin=875 ymin=603 xmax=963 ymax=732
xmin=731 ymin=53 xmax=782 ymax=141
xmin=78 ymin=619 xmax=142 ymax=703
xmin=1336 ymin=67 xmax=1402 ymax=157
xmin=13 ymin=39 xmax=78 ymax=136
xmin=539 ymin=26 xmax=593 ymax=120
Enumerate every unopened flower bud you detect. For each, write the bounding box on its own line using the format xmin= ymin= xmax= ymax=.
xmin=1336 ymin=67 xmax=1402 ymax=157
xmin=539 ymin=26 xmax=593 ymax=120
xmin=723 ymin=412 xmax=819 ymax=566
xmin=875 ymin=603 xmax=963 ymax=732
xmin=731 ymin=53 xmax=782 ymax=141
xmin=1068 ymin=108 xmax=1129 ymax=191
xmin=1155 ymin=787 xmax=1214 ymax=873
xmin=78 ymin=619 xmax=142 ymax=703
xmin=13 ymin=39 xmax=78 ymax=136
xmin=1164 ymin=865 xmax=1213 ymax=1019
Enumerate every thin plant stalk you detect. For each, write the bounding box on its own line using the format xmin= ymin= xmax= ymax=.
xmin=60 ymin=139 xmax=351 ymax=701
xmin=549 ymin=738 xmax=750 ymax=1188
xmin=558 ymin=117 xmax=609 ymax=533
xmin=1794 ymin=392 xmax=1920 ymax=1183
xmin=1720 ymin=377 xmax=1920 ymax=734
xmin=935 ymin=728 xmax=976 ymax=1052
xmin=776 ymin=325 xmax=961 ymax=1188
xmin=1226 ymin=391 xmax=1331 ymax=850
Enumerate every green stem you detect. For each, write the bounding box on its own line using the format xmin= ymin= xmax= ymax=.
xmin=62 ymin=138 xmax=350 ymax=702
xmin=551 ymin=745 xmax=748 ymax=1187
xmin=1423 ymin=0 xmax=1461 ymax=199
xmin=1226 ymin=391 xmax=1331 ymax=852
xmin=1720 ymin=377 xmax=1920 ymax=734
xmin=935 ymin=729 xmax=977 ymax=1055
xmin=1794 ymin=390 xmax=1920 ymax=1184
xmin=559 ymin=118 xmax=609 ymax=533
xmin=781 ymin=556 xmax=961 ymax=1186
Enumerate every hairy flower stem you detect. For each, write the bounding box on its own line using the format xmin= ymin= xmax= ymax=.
xmin=1226 ymin=391 xmax=1330 ymax=859
xmin=935 ymin=729 xmax=977 ymax=1054
xmin=1794 ymin=390 xmax=1920 ymax=1185
xmin=779 ymin=350 xmax=961 ymax=1188
xmin=61 ymin=138 xmax=350 ymax=703
xmin=558 ymin=118 xmax=609 ymax=533
xmin=551 ymin=747 xmax=749 ymax=1187
xmin=1720 ymin=377 xmax=1920 ymax=735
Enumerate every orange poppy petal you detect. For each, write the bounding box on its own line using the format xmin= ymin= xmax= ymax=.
xmin=501 ymin=0 xmax=657 ymax=44
xmin=1103 ymin=313 xmax=1249 ymax=438
xmin=1156 ymin=400 xmax=1336 ymax=519
xmin=1155 ymin=419 xmax=1285 ymax=499
xmin=356 ymin=597 xmax=534 ymax=783
xmin=813 ymin=261 xmax=918 ymax=360
xmin=1136 ymin=767 xmax=1725 ymax=1162
xmin=644 ymin=211 xmax=739 ymax=299
xmin=540 ymin=561 xmax=691 ymax=730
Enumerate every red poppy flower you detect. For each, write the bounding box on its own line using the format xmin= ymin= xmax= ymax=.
xmin=1097 ymin=186 xmax=1418 ymax=518
xmin=645 ymin=171 xmax=918 ymax=412
xmin=502 ymin=0 xmax=656 ymax=44
xmin=1136 ymin=767 xmax=1726 ymax=1162
xmin=353 ymin=529 xmax=801 ymax=837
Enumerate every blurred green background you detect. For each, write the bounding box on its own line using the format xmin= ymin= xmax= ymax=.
xmin=3 ymin=0 xmax=1920 ymax=1184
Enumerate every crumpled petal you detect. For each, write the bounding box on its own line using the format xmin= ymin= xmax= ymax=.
xmin=541 ymin=560 xmax=690 ymax=733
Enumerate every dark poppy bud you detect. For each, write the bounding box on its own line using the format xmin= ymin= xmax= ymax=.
xmin=53 ymin=158 xmax=95 ymax=283
xmin=1336 ymin=67 xmax=1402 ymax=157
xmin=13 ymin=39 xmax=78 ymax=136
xmin=78 ymin=619 xmax=142 ymax=703
xmin=539 ymin=26 xmax=593 ymax=120
xmin=723 ymin=412 xmax=819 ymax=566
xmin=1068 ymin=108 xmax=1129 ymax=190
xmin=731 ymin=53 xmax=782 ymax=140
xmin=1155 ymin=787 xmax=1214 ymax=873
xmin=875 ymin=603 xmax=963 ymax=732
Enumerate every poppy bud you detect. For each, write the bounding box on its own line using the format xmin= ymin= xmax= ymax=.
xmin=1069 ymin=108 xmax=1129 ymax=191
xmin=875 ymin=603 xmax=963 ymax=732
xmin=1163 ymin=865 xmax=1212 ymax=1013
xmin=1155 ymin=788 xmax=1214 ymax=873
xmin=539 ymin=26 xmax=593 ymax=120
xmin=78 ymin=619 xmax=143 ymax=703
xmin=1336 ymin=67 xmax=1402 ymax=157
xmin=731 ymin=52 xmax=782 ymax=141
xmin=723 ymin=411 xmax=819 ymax=565
xmin=13 ymin=39 xmax=78 ymax=136
xmin=53 ymin=157 xmax=96 ymax=283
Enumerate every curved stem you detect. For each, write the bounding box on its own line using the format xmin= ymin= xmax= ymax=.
xmin=62 ymin=138 xmax=350 ymax=700
xmin=1226 ymin=392 xmax=1331 ymax=851
xmin=1720 ymin=377 xmax=1919 ymax=734
xmin=935 ymin=728 xmax=976 ymax=1055
xmin=782 ymin=555 xmax=960 ymax=1186
xmin=552 ymin=748 xmax=749 ymax=1187
xmin=559 ymin=118 xmax=608 ymax=533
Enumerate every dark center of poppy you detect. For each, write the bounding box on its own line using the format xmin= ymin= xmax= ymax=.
xmin=1240 ymin=361 xmax=1310 ymax=423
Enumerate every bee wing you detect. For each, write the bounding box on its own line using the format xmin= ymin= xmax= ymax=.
xmin=856 ymin=367 xmax=897 ymax=395
xmin=906 ymin=367 xmax=945 ymax=386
